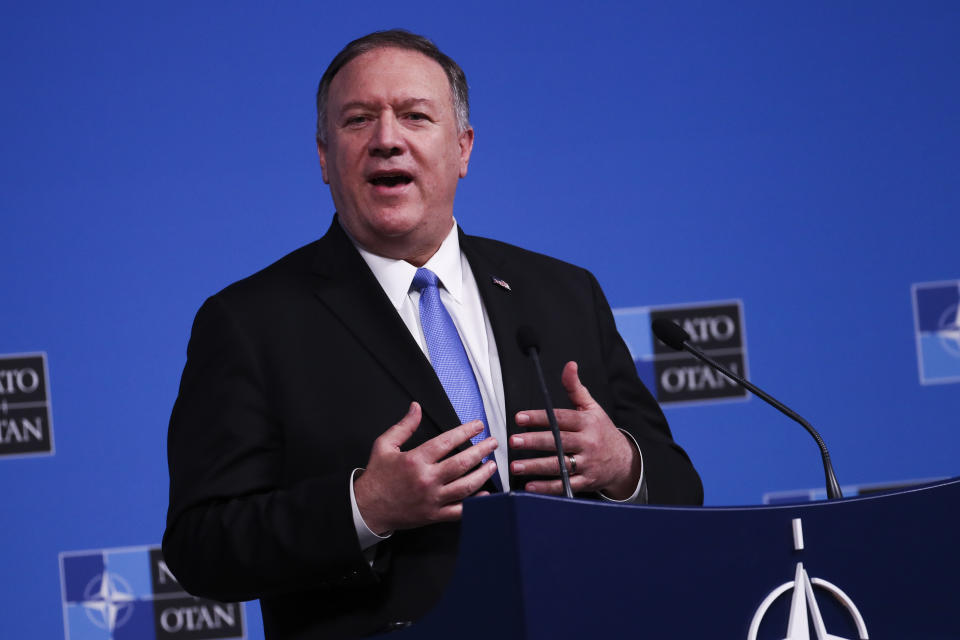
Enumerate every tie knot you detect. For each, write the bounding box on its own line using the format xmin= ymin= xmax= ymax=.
xmin=411 ymin=268 xmax=440 ymax=293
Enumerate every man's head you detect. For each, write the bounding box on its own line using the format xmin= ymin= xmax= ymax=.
xmin=316 ymin=30 xmax=470 ymax=146
xmin=316 ymin=30 xmax=474 ymax=265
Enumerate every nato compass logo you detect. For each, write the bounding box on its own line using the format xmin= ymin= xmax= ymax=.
xmin=0 ymin=352 xmax=54 ymax=458
xmin=60 ymin=545 xmax=245 ymax=640
xmin=912 ymin=280 xmax=960 ymax=384
xmin=748 ymin=519 xmax=868 ymax=639
xmin=613 ymin=301 xmax=748 ymax=405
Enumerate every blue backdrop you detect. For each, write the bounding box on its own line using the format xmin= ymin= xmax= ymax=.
xmin=3 ymin=2 xmax=958 ymax=639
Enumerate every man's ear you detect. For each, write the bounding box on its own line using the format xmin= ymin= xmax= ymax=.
xmin=458 ymin=127 xmax=475 ymax=179
xmin=317 ymin=139 xmax=330 ymax=184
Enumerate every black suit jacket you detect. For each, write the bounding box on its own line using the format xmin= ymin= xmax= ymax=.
xmin=163 ymin=217 xmax=702 ymax=639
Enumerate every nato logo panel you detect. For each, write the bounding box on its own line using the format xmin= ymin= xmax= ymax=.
xmin=912 ymin=279 xmax=960 ymax=384
xmin=0 ymin=352 xmax=54 ymax=457
xmin=60 ymin=545 xmax=246 ymax=640
xmin=613 ymin=301 xmax=748 ymax=405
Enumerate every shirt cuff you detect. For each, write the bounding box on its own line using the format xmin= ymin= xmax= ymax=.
xmin=350 ymin=468 xmax=393 ymax=551
xmin=598 ymin=429 xmax=648 ymax=504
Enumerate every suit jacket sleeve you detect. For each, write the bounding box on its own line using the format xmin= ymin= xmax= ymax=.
xmin=585 ymin=270 xmax=703 ymax=505
xmin=162 ymin=294 xmax=376 ymax=602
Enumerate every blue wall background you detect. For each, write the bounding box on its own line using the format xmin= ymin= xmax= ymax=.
xmin=3 ymin=2 xmax=958 ymax=638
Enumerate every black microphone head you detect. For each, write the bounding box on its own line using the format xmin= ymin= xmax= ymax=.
xmin=651 ymin=318 xmax=690 ymax=351
xmin=516 ymin=325 xmax=540 ymax=354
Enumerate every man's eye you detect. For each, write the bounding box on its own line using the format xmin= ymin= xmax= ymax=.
xmin=345 ymin=115 xmax=369 ymax=126
xmin=406 ymin=112 xmax=429 ymax=122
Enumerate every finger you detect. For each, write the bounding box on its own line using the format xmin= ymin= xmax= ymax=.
xmin=523 ymin=474 xmax=590 ymax=495
xmin=436 ymin=436 xmax=498 ymax=483
xmin=379 ymin=402 xmax=422 ymax=449
xmin=561 ymin=361 xmax=597 ymax=410
xmin=514 ymin=408 xmax=584 ymax=431
xmin=430 ymin=503 xmax=465 ymax=523
xmin=438 ymin=459 xmax=498 ymax=504
xmin=510 ymin=453 xmax=575 ymax=476
xmin=509 ymin=430 xmax=579 ymax=453
xmin=418 ymin=419 xmax=486 ymax=461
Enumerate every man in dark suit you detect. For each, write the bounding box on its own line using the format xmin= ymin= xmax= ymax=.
xmin=163 ymin=30 xmax=702 ymax=639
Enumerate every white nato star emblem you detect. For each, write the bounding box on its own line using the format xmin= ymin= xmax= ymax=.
xmin=748 ymin=519 xmax=868 ymax=640
xmin=81 ymin=571 xmax=136 ymax=631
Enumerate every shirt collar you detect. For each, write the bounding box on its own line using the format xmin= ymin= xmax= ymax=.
xmin=349 ymin=220 xmax=464 ymax=311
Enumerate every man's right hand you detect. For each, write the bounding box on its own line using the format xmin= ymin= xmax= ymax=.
xmin=353 ymin=402 xmax=498 ymax=535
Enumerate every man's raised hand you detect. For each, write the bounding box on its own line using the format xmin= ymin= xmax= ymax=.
xmin=353 ymin=402 xmax=498 ymax=535
xmin=509 ymin=361 xmax=641 ymax=499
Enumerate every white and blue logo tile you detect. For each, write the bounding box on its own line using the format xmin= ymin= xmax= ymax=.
xmin=60 ymin=546 xmax=245 ymax=640
xmin=912 ymin=280 xmax=960 ymax=385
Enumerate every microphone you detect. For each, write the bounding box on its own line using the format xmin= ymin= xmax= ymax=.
xmin=516 ymin=326 xmax=574 ymax=498
xmin=651 ymin=318 xmax=843 ymax=500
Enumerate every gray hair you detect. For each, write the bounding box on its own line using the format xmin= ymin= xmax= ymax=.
xmin=315 ymin=29 xmax=471 ymax=144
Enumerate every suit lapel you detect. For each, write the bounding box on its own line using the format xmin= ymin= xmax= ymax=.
xmin=310 ymin=219 xmax=461 ymax=437
xmin=459 ymin=231 xmax=541 ymax=438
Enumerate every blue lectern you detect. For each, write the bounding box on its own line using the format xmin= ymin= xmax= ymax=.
xmin=383 ymin=478 xmax=960 ymax=639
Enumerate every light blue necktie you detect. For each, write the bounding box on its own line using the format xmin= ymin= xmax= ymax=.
xmin=411 ymin=268 xmax=500 ymax=486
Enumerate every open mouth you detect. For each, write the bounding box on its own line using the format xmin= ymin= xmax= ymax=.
xmin=368 ymin=172 xmax=414 ymax=187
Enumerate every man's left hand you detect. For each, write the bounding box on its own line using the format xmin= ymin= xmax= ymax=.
xmin=509 ymin=361 xmax=641 ymax=499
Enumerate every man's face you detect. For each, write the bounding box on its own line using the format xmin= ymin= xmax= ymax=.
xmin=318 ymin=47 xmax=474 ymax=265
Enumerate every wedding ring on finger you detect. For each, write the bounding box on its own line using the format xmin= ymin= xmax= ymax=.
xmin=567 ymin=454 xmax=577 ymax=474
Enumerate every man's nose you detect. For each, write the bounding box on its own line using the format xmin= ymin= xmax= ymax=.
xmin=369 ymin=113 xmax=405 ymax=158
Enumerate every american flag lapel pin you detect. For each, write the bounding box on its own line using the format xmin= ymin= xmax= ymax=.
xmin=490 ymin=275 xmax=512 ymax=291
